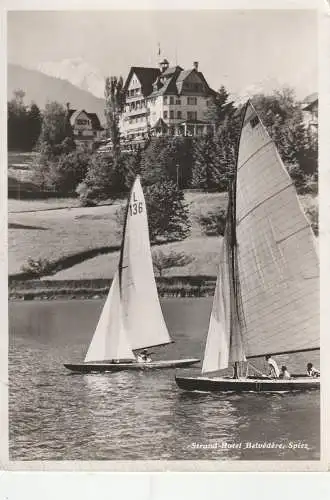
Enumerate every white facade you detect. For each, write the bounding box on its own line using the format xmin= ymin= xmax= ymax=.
xmin=119 ymin=61 xmax=215 ymax=142
xmin=69 ymin=109 xmax=104 ymax=150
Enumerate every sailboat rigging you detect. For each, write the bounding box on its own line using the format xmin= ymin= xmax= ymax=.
xmin=64 ymin=176 xmax=199 ymax=373
xmin=175 ymin=101 xmax=320 ymax=393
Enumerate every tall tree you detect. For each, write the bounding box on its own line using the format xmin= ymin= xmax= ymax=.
xmin=141 ymin=136 xmax=193 ymax=188
xmin=252 ymin=87 xmax=317 ymax=175
xmin=104 ymin=76 xmax=125 ymax=159
xmin=27 ymin=103 xmax=42 ymax=150
xmin=7 ymin=89 xmax=28 ymax=150
xmin=37 ymin=101 xmax=75 ymax=154
xmin=206 ymin=85 xmax=236 ymax=129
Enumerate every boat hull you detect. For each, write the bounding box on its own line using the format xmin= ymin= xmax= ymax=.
xmin=175 ymin=375 xmax=320 ymax=393
xmin=64 ymin=358 xmax=200 ymax=373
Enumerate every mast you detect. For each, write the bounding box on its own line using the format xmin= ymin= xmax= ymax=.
xmin=201 ymin=105 xmax=247 ymax=375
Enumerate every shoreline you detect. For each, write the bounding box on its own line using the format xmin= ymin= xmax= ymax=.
xmin=9 ymin=276 xmax=217 ymax=301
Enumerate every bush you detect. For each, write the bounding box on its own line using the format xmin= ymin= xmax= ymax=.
xmin=21 ymin=257 xmax=53 ymax=277
xmin=152 ymin=250 xmax=194 ymax=277
xmin=287 ymin=164 xmax=318 ymax=195
xmin=76 ymin=153 xmax=127 ymax=203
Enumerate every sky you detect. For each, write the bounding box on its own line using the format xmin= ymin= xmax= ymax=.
xmin=7 ymin=9 xmax=317 ymax=99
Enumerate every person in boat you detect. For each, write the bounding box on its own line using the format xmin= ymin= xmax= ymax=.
xmin=265 ymin=354 xmax=280 ymax=378
xmin=137 ymin=349 xmax=152 ymax=363
xmin=279 ymin=365 xmax=291 ymax=379
xmin=306 ymin=362 xmax=320 ymax=377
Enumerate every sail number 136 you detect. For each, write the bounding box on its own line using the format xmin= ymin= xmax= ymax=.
xmin=129 ymin=193 xmax=143 ymax=216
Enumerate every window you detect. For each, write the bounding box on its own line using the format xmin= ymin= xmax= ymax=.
xmin=76 ymin=119 xmax=88 ymax=125
xmin=187 ymin=111 xmax=197 ymax=120
xmin=170 ymin=96 xmax=174 ymax=105
xmin=187 ymin=97 xmax=197 ymax=105
xmin=177 ymin=111 xmax=182 ymax=119
xmin=170 ymin=110 xmax=174 ymax=119
xmin=176 ymin=99 xmax=181 ymax=105
xmin=163 ymin=111 xmax=168 ymax=119
xmin=164 ymin=96 xmax=168 ymax=105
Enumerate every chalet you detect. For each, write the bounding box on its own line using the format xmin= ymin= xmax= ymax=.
xmin=66 ymin=104 xmax=105 ymax=150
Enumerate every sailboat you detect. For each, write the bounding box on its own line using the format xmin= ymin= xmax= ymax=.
xmin=175 ymin=101 xmax=320 ymax=393
xmin=64 ymin=176 xmax=200 ymax=373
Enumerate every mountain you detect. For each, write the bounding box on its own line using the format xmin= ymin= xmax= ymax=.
xmin=8 ymin=63 xmax=106 ymax=124
xmin=37 ymin=57 xmax=106 ymax=98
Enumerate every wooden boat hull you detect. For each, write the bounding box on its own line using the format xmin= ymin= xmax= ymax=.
xmin=175 ymin=375 xmax=320 ymax=393
xmin=64 ymin=358 xmax=200 ymax=373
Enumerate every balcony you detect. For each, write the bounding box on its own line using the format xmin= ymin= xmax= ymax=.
xmin=124 ymin=106 xmax=148 ymax=117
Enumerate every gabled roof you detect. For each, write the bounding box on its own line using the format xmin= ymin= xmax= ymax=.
xmin=69 ymin=109 xmax=85 ymax=125
xmin=302 ymin=92 xmax=318 ymax=111
xmin=162 ymin=65 xmax=183 ymax=77
xmin=124 ymin=66 xmax=161 ymax=96
xmin=124 ymin=62 xmax=215 ymax=99
xmin=68 ymin=109 xmax=103 ymax=130
xmin=86 ymin=112 xmax=102 ymax=130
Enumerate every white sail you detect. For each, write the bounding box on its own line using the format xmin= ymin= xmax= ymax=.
xmin=202 ymin=189 xmax=246 ymax=374
xmin=120 ymin=176 xmax=172 ymax=350
xmin=235 ymin=102 xmax=319 ymax=358
xmin=202 ymin=238 xmax=232 ymax=373
xmin=84 ymin=272 xmax=135 ymax=362
xmin=85 ymin=176 xmax=172 ymax=362
xmin=202 ymin=102 xmax=319 ymax=373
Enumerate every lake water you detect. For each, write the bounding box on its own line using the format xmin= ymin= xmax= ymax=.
xmin=9 ymin=298 xmax=320 ymax=461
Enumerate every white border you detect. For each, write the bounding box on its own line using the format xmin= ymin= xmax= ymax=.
xmin=1 ymin=0 xmax=329 ymax=477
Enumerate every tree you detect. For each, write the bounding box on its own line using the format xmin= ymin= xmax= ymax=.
xmin=152 ymin=250 xmax=194 ymax=277
xmin=145 ymin=180 xmax=191 ymax=241
xmin=27 ymin=103 xmax=42 ymax=150
xmin=8 ymin=93 xmax=42 ymax=151
xmin=192 ymin=133 xmax=219 ymax=190
xmin=7 ymin=89 xmax=29 ymax=150
xmin=104 ymin=76 xmax=125 ymax=159
xmin=192 ymin=109 xmax=241 ymax=191
xmin=76 ymin=153 xmax=126 ymax=204
xmin=37 ymin=101 xmax=75 ymax=155
xmin=141 ymin=136 xmax=193 ymax=188
xmin=251 ymin=88 xmax=317 ymax=175
xmin=46 ymin=150 xmax=91 ymax=193
xmin=115 ymin=179 xmax=191 ymax=242
xmin=206 ymin=85 xmax=236 ymax=130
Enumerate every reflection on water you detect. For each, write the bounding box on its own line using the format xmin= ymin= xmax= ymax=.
xmin=9 ymin=298 xmax=320 ymax=460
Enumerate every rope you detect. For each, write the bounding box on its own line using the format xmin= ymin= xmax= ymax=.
xmin=247 ymin=362 xmax=269 ymax=378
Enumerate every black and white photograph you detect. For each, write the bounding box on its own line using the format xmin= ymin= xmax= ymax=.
xmin=6 ymin=7 xmax=322 ymax=465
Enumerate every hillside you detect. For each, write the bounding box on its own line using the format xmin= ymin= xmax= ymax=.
xmin=8 ymin=63 xmax=106 ymax=124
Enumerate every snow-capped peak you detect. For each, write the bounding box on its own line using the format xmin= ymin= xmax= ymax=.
xmin=37 ymin=58 xmax=106 ymax=98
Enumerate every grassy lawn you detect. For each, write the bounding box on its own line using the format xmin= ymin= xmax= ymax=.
xmin=8 ymin=204 xmax=124 ymax=275
xmin=8 ymin=190 xmax=317 ymax=279
xmin=8 ymin=197 xmax=81 ymax=213
xmin=8 ymin=191 xmax=227 ymax=277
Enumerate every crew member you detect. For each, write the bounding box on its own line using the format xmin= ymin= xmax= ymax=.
xmin=279 ymin=365 xmax=291 ymax=379
xmin=306 ymin=362 xmax=320 ymax=377
xmin=265 ymin=354 xmax=280 ymax=378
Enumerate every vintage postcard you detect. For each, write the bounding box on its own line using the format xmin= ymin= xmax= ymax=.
xmin=1 ymin=0 xmax=329 ymax=472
